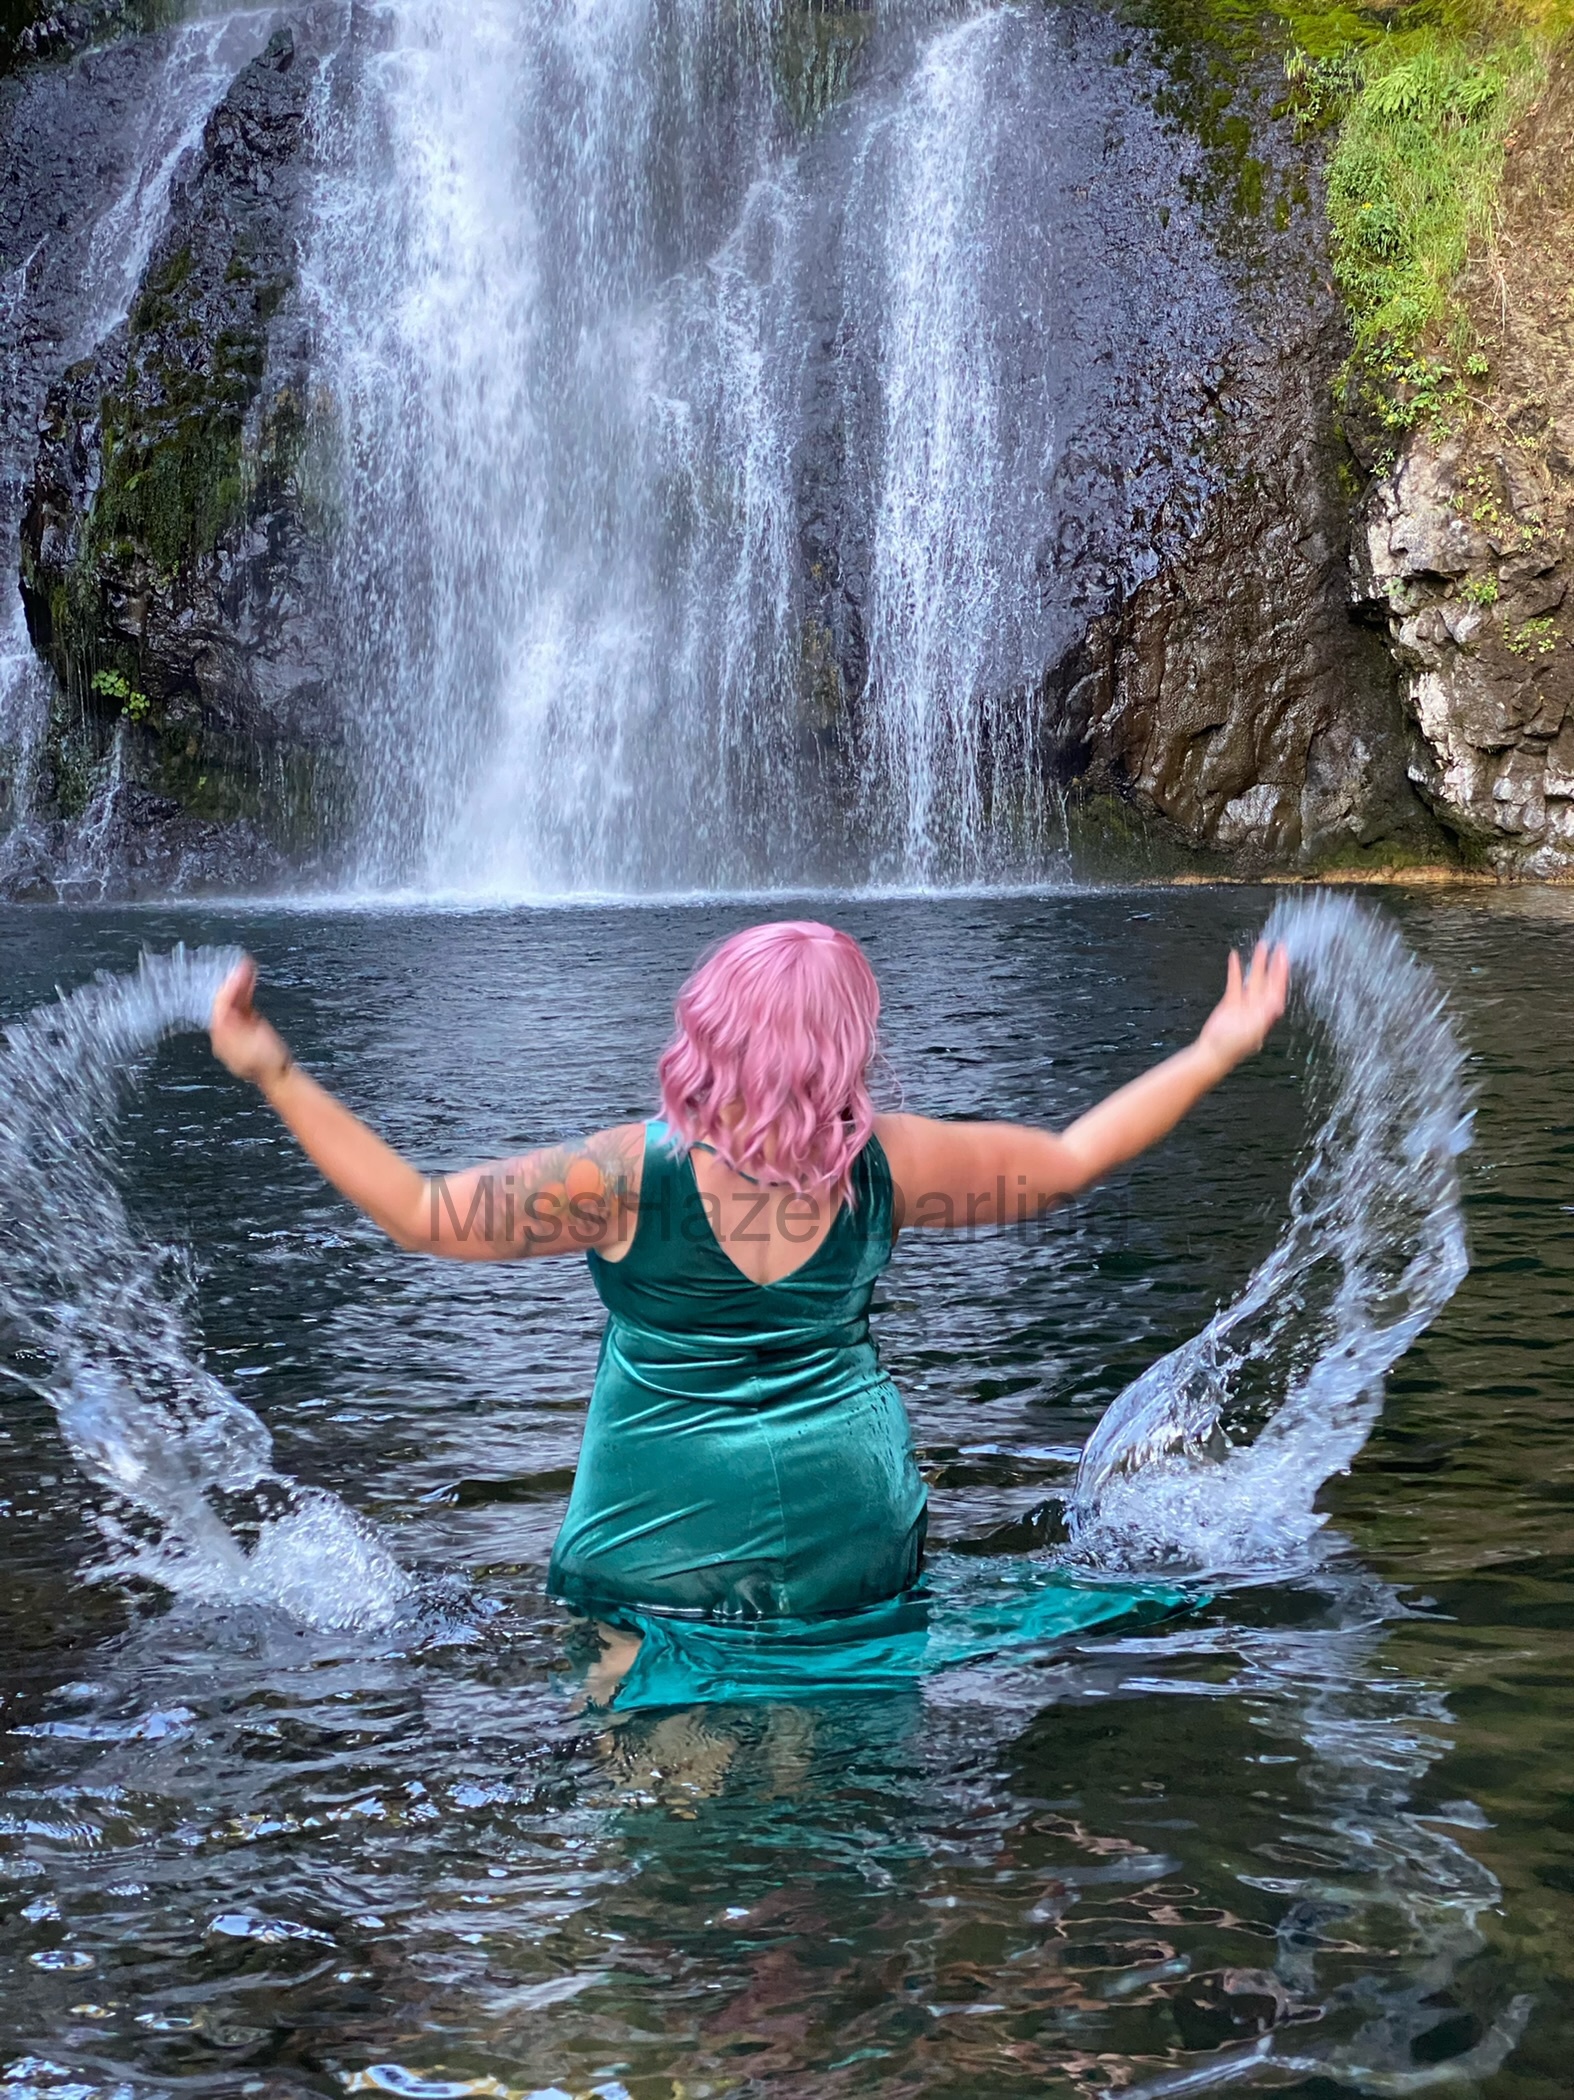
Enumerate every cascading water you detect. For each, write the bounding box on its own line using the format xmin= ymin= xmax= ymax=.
xmin=0 ymin=947 xmax=409 ymax=1629
xmin=1069 ymin=892 xmax=1472 ymax=1576
xmin=305 ymin=0 xmax=1235 ymax=895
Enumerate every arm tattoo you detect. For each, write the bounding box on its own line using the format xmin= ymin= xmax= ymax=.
xmin=426 ymin=1123 xmax=644 ymax=1253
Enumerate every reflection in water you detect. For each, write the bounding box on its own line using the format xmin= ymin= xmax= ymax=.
xmin=0 ymin=1555 xmax=1513 ymax=2099
xmin=570 ymin=1562 xmax=1522 ymax=2100
xmin=1100 ymin=1571 xmax=1531 ymax=2096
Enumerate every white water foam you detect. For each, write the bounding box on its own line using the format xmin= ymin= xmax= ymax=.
xmin=0 ymin=947 xmax=410 ymax=1629
xmin=1068 ymin=892 xmax=1472 ymax=1579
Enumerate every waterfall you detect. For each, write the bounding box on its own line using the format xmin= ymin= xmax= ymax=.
xmin=304 ymin=0 xmax=1236 ymax=896
xmin=0 ymin=947 xmax=409 ymax=1629
xmin=1068 ymin=892 xmax=1473 ymax=1578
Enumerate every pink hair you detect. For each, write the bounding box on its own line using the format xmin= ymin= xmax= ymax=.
xmin=658 ymin=921 xmax=881 ymax=1203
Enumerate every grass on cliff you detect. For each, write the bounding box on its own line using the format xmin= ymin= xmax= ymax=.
xmin=1278 ymin=1 xmax=1574 ymax=427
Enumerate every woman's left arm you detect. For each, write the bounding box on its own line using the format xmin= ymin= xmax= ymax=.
xmin=209 ymin=959 xmax=642 ymax=1260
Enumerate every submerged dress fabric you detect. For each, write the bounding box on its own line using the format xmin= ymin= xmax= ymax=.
xmin=547 ymin=1121 xmax=1191 ymax=1708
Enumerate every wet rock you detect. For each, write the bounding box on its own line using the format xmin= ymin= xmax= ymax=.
xmin=1353 ymin=51 xmax=1574 ymax=875
xmin=1 ymin=0 xmax=132 ymax=72
xmin=15 ymin=13 xmax=346 ymax=896
xmin=1056 ymin=219 xmax=1443 ymax=873
xmin=2 ymin=782 xmax=290 ymax=902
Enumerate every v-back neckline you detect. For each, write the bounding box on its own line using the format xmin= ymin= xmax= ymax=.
xmin=683 ymin=1148 xmax=847 ymax=1291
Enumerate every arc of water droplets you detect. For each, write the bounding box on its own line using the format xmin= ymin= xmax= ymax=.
xmin=0 ymin=945 xmax=410 ymax=1629
xmin=1068 ymin=891 xmax=1472 ymax=1578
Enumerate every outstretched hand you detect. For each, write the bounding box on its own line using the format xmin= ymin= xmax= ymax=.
xmin=210 ymin=957 xmax=293 ymax=1088
xmin=1197 ymin=938 xmax=1291 ymax=1072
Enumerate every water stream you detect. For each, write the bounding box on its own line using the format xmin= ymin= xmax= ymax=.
xmin=0 ymin=944 xmax=409 ymax=1628
xmin=1070 ymin=894 xmax=1472 ymax=1576
xmin=305 ymin=0 xmax=1234 ymax=893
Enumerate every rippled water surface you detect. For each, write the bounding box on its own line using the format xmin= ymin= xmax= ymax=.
xmin=1 ymin=888 xmax=1571 ymax=2099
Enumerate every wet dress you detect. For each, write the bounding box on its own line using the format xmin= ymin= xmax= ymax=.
xmin=546 ymin=1120 xmax=1190 ymax=1709
xmin=547 ymin=1119 xmax=927 ymax=1623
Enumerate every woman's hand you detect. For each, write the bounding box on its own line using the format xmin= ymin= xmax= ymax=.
xmin=210 ymin=958 xmax=293 ymax=1089
xmin=1196 ymin=939 xmax=1291 ymax=1073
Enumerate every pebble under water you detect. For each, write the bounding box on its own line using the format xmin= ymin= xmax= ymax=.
xmin=1 ymin=889 xmax=1571 ymax=2098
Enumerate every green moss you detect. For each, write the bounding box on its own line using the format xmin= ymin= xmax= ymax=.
xmin=770 ymin=0 xmax=872 ymax=132
xmin=130 ymin=245 xmax=193 ymax=336
xmin=43 ymin=696 xmax=103 ymax=822
xmin=1304 ymin=828 xmax=1461 ymax=877
xmin=1118 ymin=2 xmax=1574 ymax=426
xmin=1061 ymin=788 xmax=1221 ymax=880
xmin=86 ymin=322 xmax=269 ymax=577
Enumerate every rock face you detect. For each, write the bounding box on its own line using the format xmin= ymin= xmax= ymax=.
xmin=4 ymin=8 xmax=1564 ymax=894
xmin=1 ymin=0 xmax=132 ymax=72
xmin=1056 ymin=295 xmax=1444 ymax=873
xmin=15 ymin=17 xmax=341 ymax=895
xmin=1353 ymin=51 xmax=1574 ymax=874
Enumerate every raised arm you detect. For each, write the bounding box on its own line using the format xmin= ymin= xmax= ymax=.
xmin=208 ymin=959 xmax=643 ymax=1260
xmin=878 ymin=939 xmax=1290 ymax=1232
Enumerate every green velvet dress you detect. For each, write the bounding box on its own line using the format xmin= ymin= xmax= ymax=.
xmin=547 ymin=1120 xmax=927 ymax=1622
xmin=547 ymin=1120 xmax=1192 ymax=1708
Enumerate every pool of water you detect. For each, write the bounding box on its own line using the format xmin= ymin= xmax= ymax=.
xmin=0 ymin=886 xmax=1571 ymax=2100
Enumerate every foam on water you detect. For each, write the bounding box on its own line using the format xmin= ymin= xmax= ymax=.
xmin=0 ymin=947 xmax=410 ymax=1630
xmin=1068 ymin=892 xmax=1472 ymax=1579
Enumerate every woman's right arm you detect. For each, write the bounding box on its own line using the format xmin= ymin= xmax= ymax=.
xmin=209 ymin=959 xmax=643 ymax=1260
xmin=878 ymin=939 xmax=1289 ymax=1231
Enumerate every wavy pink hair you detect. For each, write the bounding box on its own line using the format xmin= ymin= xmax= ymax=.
xmin=658 ymin=921 xmax=881 ymax=1203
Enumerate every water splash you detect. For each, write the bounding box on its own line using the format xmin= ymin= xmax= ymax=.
xmin=0 ymin=947 xmax=410 ymax=1629
xmin=1068 ymin=892 xmax=1471 ymax=1577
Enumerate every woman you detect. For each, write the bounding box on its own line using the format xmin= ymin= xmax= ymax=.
xmin=209 ymin=920 xmax=1288 ymax=1700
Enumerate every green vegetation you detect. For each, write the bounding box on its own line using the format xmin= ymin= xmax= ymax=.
xmin=1122 ymin=1 xmax=1574 ymax=431
xmin=1504 ymin=613 xmax=1563 ymax=657
xmin=1300 ymin=5 xmax=1570 ymax=426
xmin=89 ymin=667 xmax=152 ymax=721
